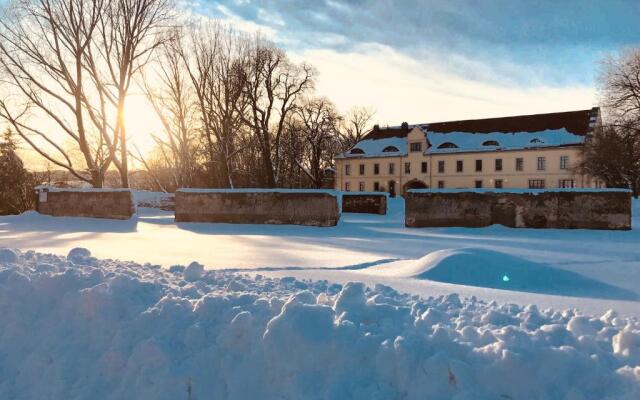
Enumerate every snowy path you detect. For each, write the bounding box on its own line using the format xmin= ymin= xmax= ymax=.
xmin=1 ymin=198 xmax=639 ymax=316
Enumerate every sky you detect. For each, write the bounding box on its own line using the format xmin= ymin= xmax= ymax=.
xmin=195 ymin=0 xmax=640 ymax=125
xmin=4 ymin=0 xmax=640 ymax=168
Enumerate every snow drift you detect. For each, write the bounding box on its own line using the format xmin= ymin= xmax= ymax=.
xmin=364 ymin=248 xmax=637 ymax=300
xmin=0 ymin=247 xmax=639 ymax=399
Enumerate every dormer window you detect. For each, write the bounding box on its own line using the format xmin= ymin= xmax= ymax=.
xmin=530 ymin=138 xmax=544 ymax=144
xmin=410 ymin=142 xmax=422 ymax=152
xmin=437 ymin=142 xmax=459 ymax=149
xmin=349 ymin=148 xmax=365 ymax=154
xmin=482 ymin=140 xmax=500 ymax=146
xmin=383 ymin=146 xmax=400 ymax=153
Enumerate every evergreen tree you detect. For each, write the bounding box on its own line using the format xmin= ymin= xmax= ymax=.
xmin=0 ymin=128 xmax=35 ymax=215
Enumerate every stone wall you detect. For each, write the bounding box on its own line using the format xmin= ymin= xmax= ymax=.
xmin=342 ymin=193 xmax=387 ymax=214
xmin=36 ymin=188 xmax=134 ymax=220
xmin=175 ymin=190 xmax=340 ymax=227
xmin=406 ymin=189 xmax=631 ymax=230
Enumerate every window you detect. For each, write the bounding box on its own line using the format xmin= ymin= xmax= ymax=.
xmin=495 ymin=179 xmax=503 ymax=189
xmin=374 ymin=163 xmax=380 ymax=175
xmin=421 ymin=162 xmax=428 ymax=174
xmin=515 ymin=158 xmax=524 ymax=172
xmin=482 ymin=140 xmax=500 ymax=146
xmin=537 ymin=157 xmax=546 ymax=171
xmin=389 ymin=163 xmax=395 ymax=175
xmin=359 ymin=164 xmax=365 ymax=175
xmin=495 ymin=158 xmax=503 ymax=172
xmin=438 ymin=160 xmax=445 ymax=173
xmin=559 ymin=179 xmax=575 ymax=188
xmin=383 ymin=146 xmax=399 ymax=153
xmin=359 ymin=182 xmax=365 ymax=191
xmin=475 ymin=159 xmax=482 ymax=172
xmin=404 ymin=162 xmax=410 ymax=174
xmin=345 ymin=164 xmax=351 ymax=176
xmin=456 ymin=160 xmax=463 ymax=173
xmin=560 ymin=155 xmax=569 ymax=170
xmin=530 ymin=138 xmax=543 ymax=144
xmin=475 ymin=180 xmax=483 ymax=188
xmin=410 ymin=142 xmax=422 ymax=152
xmin=345 ymin=182 xmax=351 ymax=191
xmin=437 ymin=142 xmax=458 ymax=149
xmin=528 ymin=179 xmax=546 ymax=189
xmin=438 ymin=180 xmax=445 ymax=189
xmin=374 ymin=182 xmax=380 ymax=191
xmin=350 ymin=148 xmax=365 ymax=154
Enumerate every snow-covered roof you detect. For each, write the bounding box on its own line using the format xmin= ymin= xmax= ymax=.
xmin=336 ymin=137 xmax=407 ymax=159
xmin=425 ymin=128 xmax=584 ymax=154
xmin=337 ymin=108 xmax=599 ymax=159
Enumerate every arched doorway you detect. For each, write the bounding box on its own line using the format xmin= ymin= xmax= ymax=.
xmin=403 ymin=179 xmax=428 ymax=195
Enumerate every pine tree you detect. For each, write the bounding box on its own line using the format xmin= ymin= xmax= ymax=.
xmin=0 ymin=128 xmax=35 ymax=215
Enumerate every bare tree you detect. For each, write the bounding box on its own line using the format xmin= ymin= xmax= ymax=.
xmin=178 ymin=23 xmax=250 ymax=188
xmin=601 ymin=49 xmax=640 ymax=122
xmin=580 ymin=122 xmax=640 ymax=197
xmin=293 ymin=97 xmax=342 ymax=188
xmin=0 ymin=0 xmax=111 ymax=187
xmin=93 ymin=0 xmax=173 ymax=187
xmin=340 ymin=106 xmax=375 ymax=149
xmin=239 ymin=40 xmax=315 ymax=187
xmin=142 ymin=35 xmax=198 ymax=189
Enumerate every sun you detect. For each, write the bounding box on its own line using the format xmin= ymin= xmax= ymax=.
xmin=123 ymin=92 xmax=164 ymax=163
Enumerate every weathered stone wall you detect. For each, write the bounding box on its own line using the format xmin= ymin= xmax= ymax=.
xmin=406 ymin=190 xmax=631 ymax=230
xmin=342 ymin=193 xmax=387 ymax=214
xmin=36 ymin=189 xmax=134 ymax=220
xmin=175 ymin=190 xmax=340 ymax=226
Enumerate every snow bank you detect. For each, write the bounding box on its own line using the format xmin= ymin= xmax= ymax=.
xmin=363 ymin=248 xmax=637 ymax=300
xmin=1 ymin=248 xmax=639 ymax=399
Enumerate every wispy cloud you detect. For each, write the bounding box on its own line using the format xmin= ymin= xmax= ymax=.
xmin=195 ymin=1 xmax=621 ymax=121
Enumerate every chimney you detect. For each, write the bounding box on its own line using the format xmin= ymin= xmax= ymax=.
xmin=401 ymin=122 xmax=409 ymax=131
xmin=373 ymin=124 xmax=380 ymax=131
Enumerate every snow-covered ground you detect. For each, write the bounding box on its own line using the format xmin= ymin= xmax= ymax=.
xmin=1 ymin=194 xmax=640 ymax=398
xmin=0 ymin=248 xmax=638 ymax=399
xmin=1 ymin=195 xmax=639 ymax=316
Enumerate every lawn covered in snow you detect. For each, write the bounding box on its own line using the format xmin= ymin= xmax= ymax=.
xmin=0 ymin=248 xmax=638 ymax=399
xmin=1 ymin=195 xmax=639 ymax=317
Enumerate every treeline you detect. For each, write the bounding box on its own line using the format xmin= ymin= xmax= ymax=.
xmin=0 ymin=0 xmax=373 ymax=191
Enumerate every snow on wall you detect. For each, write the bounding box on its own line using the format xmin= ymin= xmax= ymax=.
xmin=409 ymin=188 xmax=632 ymax=195
xmin=35 ymin=186 xmax=132 ymax=193
xmin=177 ymin=188 xmax=339 ymax=196
xmin=0 ymin=248 xmax=639 ymax=400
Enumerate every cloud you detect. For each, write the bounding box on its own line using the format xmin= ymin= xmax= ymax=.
xmin=292 ymin=43 xmax=596 ymax=125
xmin=205 ymin=0 xmax=640 ymax=87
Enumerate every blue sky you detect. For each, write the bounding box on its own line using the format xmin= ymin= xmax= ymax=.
xmin=197 ymin=0 xmax=640 ymax=124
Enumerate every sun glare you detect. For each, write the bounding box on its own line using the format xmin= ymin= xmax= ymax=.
xmin=124 ymin=93 xmax=164 ymax=160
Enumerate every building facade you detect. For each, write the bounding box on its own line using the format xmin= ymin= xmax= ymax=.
xmin=335 ymin=108 xmax=601 ymax=194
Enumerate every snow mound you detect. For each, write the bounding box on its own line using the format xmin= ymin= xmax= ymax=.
xmin=365 ymin=248 xmax=637 ymax=300
xmin=0 ymin=248 xmax=18 ymax=263
xmin=0 ymin=249 xmax=639 ymax=399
